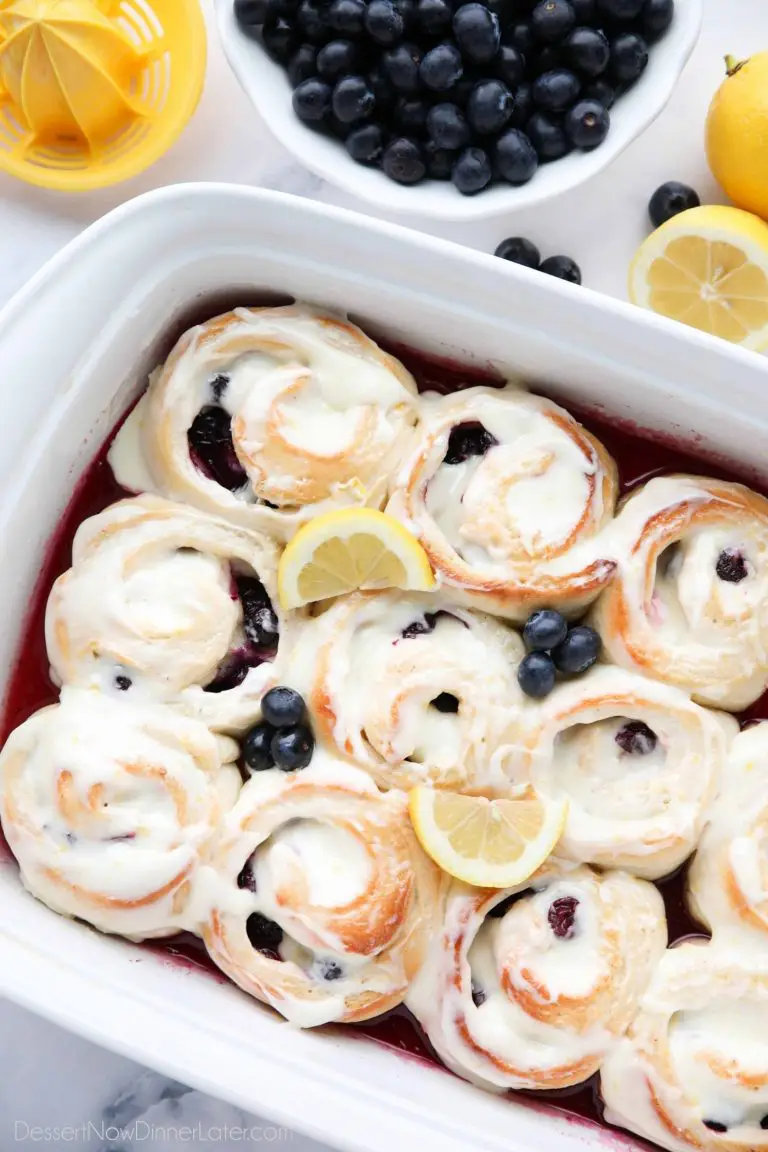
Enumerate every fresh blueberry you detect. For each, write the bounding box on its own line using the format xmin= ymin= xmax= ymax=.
xmin=293 ymin=76 xmax=332 ymax=120
xmin=431 ymin=692 xmax=460 ymax=712
xmin=365 ymin=0 xmax=405 ymax=43
xmin=548 ymin=896 xmax=578 ymax=939
xmin=427 ymin=102 xmax=470 ymax=148
xmin=272 ymin=725 xmax=315 ymax=771
xmin=368 ymin=63 xmax=397 ymax=108
xmin=420 ymin=42 xmax=464 ymax=90
xmin=452 ymin=3 xmax=501 ymax=64
xmin=504 ymin=20 xmax=534 ymax=55
xmin=565 ymin=98 xmax=609 ymax=148
xmin=494 ymin=235 xmax=541 ymax=268
xmin=495 ymin=129 xmax=538 ymax=183
xmin=564 ymin=27 xmax=609 ymax=77
xmin=234 ymin=0 xmax=273 ymax=30
xmin=552 ymin=624 xmax=600 ymax=672
xmin=346 ymin=122 xmax=385 ymax=163
xmin=261 ymin=686 xmax=307 ymax=728
xmin=584 ymin=77 xmax=616 ymax=107
xmin=531 ymin=0 xmax=576 ymax=43
xmin=467 ymin=79 xmax=514 ymax=134
xmin=383 ymin=136 xmax=427 ymax=182
xmin=716 ymin=548 xmax=749 ymax=583
xmin=243 ymin=723 xmax=276 ymax=773
xmin=262 ymin=15 xmax=297 ymax=62
xmin=444 ymin=421 xmax=498 ymax=463
xmin=648 ymin=181 xmax=700 ymax=228
xmin=296 ymin=0 xmax=329 ymax=41
xmin=526 ymin=111 xmax=570 ymax=160
xmin=115 ymin=674 xmax=132 ymax=691
xmin=246 ymin=912 xmax=283 ymax=957
xmin=540 ymin=253 xmax=582 ymax=282
xmin=517 ymin=651 xmax=557 ymax=699
xmin=425 ymin=141 xmax=458 ymax=179
xmin=642 ymin=0 xmax=674 ymax=39
xmin=188 ymin=406 xmax=248 ymax=491
xmin=395 ymin=96 xmax=429 ymax=132
xmin=596 ymin=0 xmax=642 ymax=16
xmin=508 ymin=82 xmax=533 ymax=126
xmin=416 ymin=0 xmax=453 ymax=36
xmin=494 ymin=44 xmax=526 ymax=88
xmin=382 ymin=42 xmax=423 ymax=91
xmin=238 ymin=576 xmax=280 ymax=649
xmin=316 ymin=38 xmax=359 ymax=80
xmin=523 ymin=609 xmax=568 ymax=651
xmin=287 ymin=43 xmax=319 ymax=85
xmin=615 ymin=720 xmax=657 ymax=756
xmin=532 ymin=68 xmax=581 ymax=112
xmin=609 ymin=32 xmax=648 ymax=84
xmin=327 ymin=0 xmax=366 ymax=35
xmin=332 ymin=74 xmax=375 ymax=121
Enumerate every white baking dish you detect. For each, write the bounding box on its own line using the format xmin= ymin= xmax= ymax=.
xmin=1 ymin=184 xmax=768 ymax=1152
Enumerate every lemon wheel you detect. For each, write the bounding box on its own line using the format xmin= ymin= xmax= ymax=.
xmin=408 ymin=786 xmax=568 ymax=889
xmin=629 ymin=205 xmax=768 ymax=350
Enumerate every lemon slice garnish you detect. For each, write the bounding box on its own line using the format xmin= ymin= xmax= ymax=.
xmin=278 ymin=508 xmax=434 ymax=610
xmin=408 ymin=786 xmax=568 ymax=889
xmin=629 ymin=204 xmax=768 ymax=350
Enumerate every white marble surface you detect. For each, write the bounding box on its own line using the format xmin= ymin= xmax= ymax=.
xmin=0 ymin=0 xmax=763 ymax=1146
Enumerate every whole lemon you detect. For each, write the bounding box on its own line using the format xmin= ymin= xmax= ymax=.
xmin=707 ymin=52 xmax=768 ymax=222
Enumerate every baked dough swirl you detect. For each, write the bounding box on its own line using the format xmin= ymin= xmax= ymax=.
xmin=386 ymin=385 xmax=618 ymax=620
xmin=202 ymin=753 xmax=442 ymax=1026
xmin=407 ymin=862 xmax=666 ymax=1091
xmin=519 ymin=666 xmax=736 ymax=879
xmin=601 ymin=942 xmax=768 ymax=1152
xmin=689 ymin=724 xmax=768 ymax=944
xmin=46 ymin=493 xmax=287 ymax=733
xmin=109 ymin=305 xmax=419 ymax=540
xmin=287 ymin=590 xmax=525 ymax=793
xmin=0 ymin=689 xmax=239 ymax=939
xmin=593 ymin=475 xmax=768 ymax=710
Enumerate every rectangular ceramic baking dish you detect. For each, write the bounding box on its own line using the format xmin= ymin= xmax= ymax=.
xmin=2 ymin=185 xmax=768 ymax=1152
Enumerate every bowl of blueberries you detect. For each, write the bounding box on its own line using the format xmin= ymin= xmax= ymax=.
xmin=217 ymin=0 xmax=701 ymax=217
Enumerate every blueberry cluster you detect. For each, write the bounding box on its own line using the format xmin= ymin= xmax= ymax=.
xmin=494 ymin=235 xmax=581 ymax=282
xmin=242 ymin=686 xmax=315 ymax=772
xmin=233 ymin=0 xmax=674 ymax=195
xmin=517 ymin=609 xmax=601 ymax=698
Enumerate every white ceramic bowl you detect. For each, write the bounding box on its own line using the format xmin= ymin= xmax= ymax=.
xmin=2 ymin=184 xmax=768 ymax=1152
xmin=216 ymin=0 xmax=703 ymax=221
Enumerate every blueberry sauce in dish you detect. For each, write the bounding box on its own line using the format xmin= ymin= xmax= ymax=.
xmin=1 ymin=334 xmax=767 ymax=1137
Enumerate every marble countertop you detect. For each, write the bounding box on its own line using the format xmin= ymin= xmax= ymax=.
xmin=0 ymin=0 xmax=757 ymax=1146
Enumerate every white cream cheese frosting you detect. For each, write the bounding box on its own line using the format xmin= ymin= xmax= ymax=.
xmin=0 ymin=687 xmax=239 ymax=940
xmin=109 ymin=305 xmax=419 ymax=541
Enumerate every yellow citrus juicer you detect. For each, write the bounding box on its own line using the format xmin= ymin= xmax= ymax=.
xmin=0 ymin=0 xmax=206 ymax=190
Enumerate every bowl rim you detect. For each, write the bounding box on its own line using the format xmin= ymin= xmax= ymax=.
xmin=215 ymin=0 xmax=704 ymax=221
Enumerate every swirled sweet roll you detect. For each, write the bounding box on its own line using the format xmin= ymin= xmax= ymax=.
xmin=0 ymin=689 xmax=239 ymax=939
xmin=109 ymin=305 xmax=419 ymax=541
xmin=593 ymin=475 xmax=768 ymax=710
xmin=519 ymin=666 xmax=736 ymax=879
xmin=386 ymin=385 xmax=618 ymax=620
xmin=601 ymin=942 xmax=768 ymax=1152
xmin=407 ymin=862 xmax=666 ymax=1091
xmin=202 ymin=752 xmax=442 ymax=1026
xmin=689 ymin=724 xmax=768 ymax=944
xmin=286 ymin=590 xmax=525 ymax=793
xmin=46 ymin=493 xmax=289 ymax=733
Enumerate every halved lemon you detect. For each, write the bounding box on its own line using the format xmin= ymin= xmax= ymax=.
xmin=278 ymin=508 xmax=435 ymax=609
xmin=629 ymin=205 xmax=768 ymax=350
xmin=408 ymin=786 xmax=568 ymax=888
